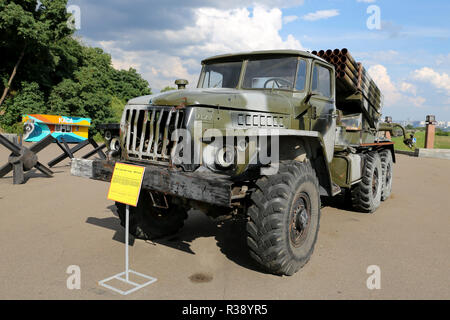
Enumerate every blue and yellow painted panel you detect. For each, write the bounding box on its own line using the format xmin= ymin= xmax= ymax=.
xmin=22 ymin=114 xmax=91 ymax=143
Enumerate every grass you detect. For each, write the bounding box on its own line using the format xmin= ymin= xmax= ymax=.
xmin=392 ymin=130 xmax=450 ymax=151
xmin=435 ymin=135 xmax=450 ymax=149
xmin=93 ymin=132 xmax=105 ymax=143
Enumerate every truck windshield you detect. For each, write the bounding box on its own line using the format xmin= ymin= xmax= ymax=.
xmin=243 ymin=57 xmax=298 ymax=90
xmin=199 ymin=61 xmax=242 ymax=88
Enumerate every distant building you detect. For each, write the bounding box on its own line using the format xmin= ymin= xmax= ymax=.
xmin=386 ymin=119 xmax=448 ymax=128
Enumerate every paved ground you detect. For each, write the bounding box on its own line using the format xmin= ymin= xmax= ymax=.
xmin=0 ymin=142 xmax=449 ymax=299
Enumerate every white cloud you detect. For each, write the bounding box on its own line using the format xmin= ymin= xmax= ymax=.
xmin=412 ymin=67 xmax=450 ymax=95
xmin=354 ymin=50 xmax=400 ymax=66
xmin=410 ymin=96 xmax=426 ymax=107
xmin=302 ymin=9 xmax=339 ymax=21
xmin=283 ymin=15 xmax=298 ymax=24
xmin=98 ymin=41 xmax=198 ymax=90
xmin=174 ymin=6 xmax=303 ymax=56
xmin=368 ymin=65 xmax=402 ymax=104
xmin=368 ymin=64 xmax=425 ymax=108
xmin=400 ymin=82 xmax=417 ymax=95
xmin=94 ymin=6 xmax=304 ymax=90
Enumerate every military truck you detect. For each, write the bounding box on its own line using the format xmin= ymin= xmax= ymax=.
xmin=72 ymin=49 xmax=413 ymax=276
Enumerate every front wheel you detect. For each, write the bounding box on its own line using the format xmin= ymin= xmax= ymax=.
xmin=246 ymin=161 xmax=321 ymax=276
xmin=115 ymin=191 xmax=188 ymax=240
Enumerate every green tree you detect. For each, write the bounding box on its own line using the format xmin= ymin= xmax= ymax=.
xmin=48 ymin=46 xmax=151 ymax=133
xmin=0 ymin=0 xmax=72 ymax=108
xmin=0 ymin=81 xmax=45 ymax=131
xmin=110 ymin=96 xmax=126 ymax=123
xmin=160 ymin=86 xmax=177 ymax=93
xmin=0 ymin=1 xmax=152 ymax=134
xmin=110 ymin=68 xmax=151 ymax=101
xmin=48 ymin=66 xmax=113 ymax=132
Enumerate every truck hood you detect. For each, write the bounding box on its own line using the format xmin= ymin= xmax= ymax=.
xmin=127 ymin=88 xmax=295 ymax=114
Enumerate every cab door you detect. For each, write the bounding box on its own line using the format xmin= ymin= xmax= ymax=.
xmin=309 ymin=61 xmax=336 ymax=163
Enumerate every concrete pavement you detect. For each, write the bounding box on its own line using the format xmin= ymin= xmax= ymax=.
xmin=0 ymin=143 xmax=449 ymax=299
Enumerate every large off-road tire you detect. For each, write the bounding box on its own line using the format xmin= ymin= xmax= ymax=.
xmin=350 ymin=152 xmax=383 ymax=213
xmin=246 ymin=161 xmax=321 ymax=276
xmin=379 ymin=149 xmax=393 ymax=201
xmin=116 ymin=191 xmax=188 ymax=240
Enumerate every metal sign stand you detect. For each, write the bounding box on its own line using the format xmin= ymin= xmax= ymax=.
xmin=99 ymin=204 xmax=157 ymax=295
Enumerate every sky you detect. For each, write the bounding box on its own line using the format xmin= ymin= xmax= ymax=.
xmin=67 ymin=0 xmax=450 ymax=121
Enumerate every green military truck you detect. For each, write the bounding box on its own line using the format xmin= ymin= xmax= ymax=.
xmin=72 ymin=49 xmax=413 ymax=276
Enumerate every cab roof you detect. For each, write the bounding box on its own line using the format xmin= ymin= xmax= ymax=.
xmin=201 ymin=49 xmax=327 ymax=64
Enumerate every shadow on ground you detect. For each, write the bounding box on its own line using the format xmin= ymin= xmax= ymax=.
xmin=86 ymin=205 xmax=266 ymax=274
xmin=0 ymin=168 xmax=64 ymax=183
xmin=86 ymin=205 xmax=136 ymax=246
xmin=321 ymin=191 xmax=356 ymax=213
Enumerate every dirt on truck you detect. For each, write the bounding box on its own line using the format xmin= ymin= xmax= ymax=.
xmin=71 ymin=48 xmax=414 ymax=276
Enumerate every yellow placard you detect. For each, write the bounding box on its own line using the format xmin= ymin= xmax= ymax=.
xmin=107 ymin=163 xmax=145 ymax=206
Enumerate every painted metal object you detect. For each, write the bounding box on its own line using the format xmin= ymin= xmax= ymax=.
xmin=0 ymin=134 xmax=54 ymax=184
xmin=22 ymin=114 xmax=91 ymax=143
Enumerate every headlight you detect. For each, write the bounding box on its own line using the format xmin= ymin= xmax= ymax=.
xmin=110 ymin=137 xmax=120 ymax=151
xmin=203 ymin=144 xmax=236 ymax=172
xmin=215 ymin=147 xmax=235 ymax=169
xmin=104 ymin=130 xmax=112 ymax=140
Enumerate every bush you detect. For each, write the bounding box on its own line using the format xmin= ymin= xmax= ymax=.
xmin=0 ymin=81 xmax=46 ymax=131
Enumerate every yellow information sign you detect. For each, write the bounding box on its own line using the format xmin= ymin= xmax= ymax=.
xmin=107 ymin=163 xmax=145 ymax=206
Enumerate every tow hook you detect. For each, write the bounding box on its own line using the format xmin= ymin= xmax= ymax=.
xmin=149 ymin=191 xmax=169 ymax=209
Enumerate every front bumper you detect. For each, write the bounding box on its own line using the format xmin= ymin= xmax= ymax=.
xmin=70 ymin=158 xmax=233 ymax=207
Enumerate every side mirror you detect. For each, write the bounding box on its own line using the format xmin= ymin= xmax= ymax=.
xmin=175 ymin=79 xmax=188 ymax=90
xmin=295 ymin=92 xmax=318 ymax=119
xmin=302 ymin=91 xmax=317 ymax=105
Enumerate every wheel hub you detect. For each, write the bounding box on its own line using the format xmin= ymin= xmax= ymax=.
xmin=290 ymin=193 xmax=311 ymax=248
xmin=298 ymin=208 xmax=308 ymax=229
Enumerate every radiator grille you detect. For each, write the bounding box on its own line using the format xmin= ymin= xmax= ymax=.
xmin=124 ymin=106 xmax=185 ymax=163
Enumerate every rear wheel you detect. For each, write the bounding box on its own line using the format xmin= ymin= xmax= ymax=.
xmin=116 ymin=191 xmax=188 ymax=240
xmin=246 ymin=161 xmax=321 ymax=276
xmin=379 ymin=150 xmax=393 ymax=201
xmin=350 ymin=152 xmax=383 ymax=213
